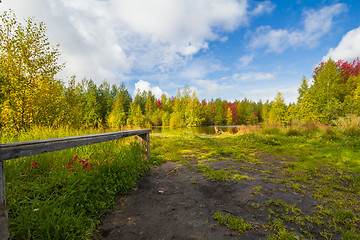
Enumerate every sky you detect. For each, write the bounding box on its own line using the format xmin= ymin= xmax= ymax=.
xmin=1 ymin=0 xmax=360 ymax=103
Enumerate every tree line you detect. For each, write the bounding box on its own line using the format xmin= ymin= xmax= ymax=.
xmin=1 ymin=10 xmax=360 ymax=136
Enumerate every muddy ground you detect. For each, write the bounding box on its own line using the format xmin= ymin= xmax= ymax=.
xmin=96 ymin=151 xmax=321 ymax=240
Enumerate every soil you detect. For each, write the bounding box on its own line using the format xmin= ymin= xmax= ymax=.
xmin=96 ymin=151 xmax=320 ymax=240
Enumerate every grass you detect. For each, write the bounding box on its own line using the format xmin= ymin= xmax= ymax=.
xmin=213 ymin=211 xmax=253 ymax=233
xmin=2 ymin=127 xmax=152 ymax=239
xmin=151 ymin=126 xmax=360 ymax=239
xmin=4 ymin=125 xmax=360 ymax=239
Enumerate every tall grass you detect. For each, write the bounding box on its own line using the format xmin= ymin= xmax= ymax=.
xmin=332 ymin=114 xmax=360 ymax=136
xmin=2 ymin=127 xmax=151 ymax=239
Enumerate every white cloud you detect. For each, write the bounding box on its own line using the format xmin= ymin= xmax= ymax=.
xmin=233 ymin=72 xmax=275 ymax=82
xmin=238 ymin=54 xmax=254 ymax=67
xmin=179 ymin=58 xmax=228 ymax=80
xmin=323 ymin=26 xmax=360 ymax=61
xmin=192 ymin=79 xmax=233 ymax=99
xmin=251 ymin=1 xmax=276 ymax=16
xmin=241 ymin=85 xmax=298 ymax=104
xmin=134 ymin=80 xmax=167 ymax=99
xmin=250 ymin=3 xmax=346 ymax=53
xmin=1 ymin=0 xmax=248 ymax=84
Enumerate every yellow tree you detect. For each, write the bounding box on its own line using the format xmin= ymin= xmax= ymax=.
xmin=0 ymin=10 xmax=64 ymax=133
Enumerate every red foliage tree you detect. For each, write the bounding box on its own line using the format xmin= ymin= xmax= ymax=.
xmin=336 ymin=57 xmax=360 ymax=82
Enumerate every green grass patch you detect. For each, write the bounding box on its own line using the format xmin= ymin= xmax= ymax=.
xmin=196 ymin=164 xmax=230 ymax=181
xmin=213 ymin=211 xmax=253 ymax=234
xmin=3 ymin=128 xmax=151 ymax=239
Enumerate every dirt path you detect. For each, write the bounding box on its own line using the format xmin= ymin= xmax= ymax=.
xmin=96 ymin=155 xmax=320 ymax=239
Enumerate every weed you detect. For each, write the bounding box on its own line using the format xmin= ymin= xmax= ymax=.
xmin=196 ymin=164 xmax=229 ymax=181
xmin=232 ymin=174 xmax=249 ymax=180
xmin=213 ymin=211 xmax=253 ymax=234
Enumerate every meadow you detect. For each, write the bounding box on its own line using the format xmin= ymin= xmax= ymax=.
xmin=2 ymin=123 xmax=360 ymax=239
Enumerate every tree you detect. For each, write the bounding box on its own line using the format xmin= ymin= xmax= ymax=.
xmin=97 ymin=81 xmax=113 ymax=125
xmin=214 ymin=98 xmax=225 ymax=125
xmin=302 ymin=59 xmax=344 ymax=123
xmin=296 ymin=76 xmax=309 ymax=121
xmin=0 ymin=10 xmax=64 ymax=133
xmin=226 ymin=107 xmax=233 ymax=125
xmin=268 ymin=92 xmax=287 ymax=125
xmin=83 ymin=79 xmax=101 ymax=128
xmin=62 ymin=76 xmax=85 ymax=128
xmin=342 ymin=75 xmax=360 ymax=115
xmin=185 ymin=91 xmax=202 ymax=127
xmin=107 ymin=99 xmax=126 ymax=129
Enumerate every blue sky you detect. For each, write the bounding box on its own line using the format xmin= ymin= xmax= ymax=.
xmin=1 ymin=0 xmax=360 ymax=103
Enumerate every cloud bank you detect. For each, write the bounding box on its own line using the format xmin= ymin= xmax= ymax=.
xmin=250 ymin=3 xmax=346 ymax=53
xmin=2 ymin=0 xmax=249 ymax=83
xmin=323 ymin=26 xmax=360 ymax=61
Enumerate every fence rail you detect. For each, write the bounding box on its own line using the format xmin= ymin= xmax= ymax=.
xmin=0 ymin=129 xmax=151 ymax=239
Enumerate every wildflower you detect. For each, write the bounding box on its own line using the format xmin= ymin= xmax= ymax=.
xmin=105 ymin=159 xmax=108 ymax=163
xmin=67 ymin=163 xmax=71 ymax=167
xmin=73 ymin=154 xmax=78 ymax=162
xmin=164 ymin=162 xmax=168 ymax=164
xmin=30 ymin=161 xmax=39 ymax=167
xmin=98 ymin=161 xmax=101 ymax=165
xmin=82 ymin=163 xmax=88 ymax=170
xmin=89 ymin=163 xmax=93 ymax=168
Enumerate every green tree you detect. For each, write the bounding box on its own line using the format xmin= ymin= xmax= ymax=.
xmin=214 ymin=98 xmax=225 ymax=125
xmin=0 ymin=10 xmax=64 ymax=133
xmin=107 ymin=99 xmax=126 ymax=129
xmin=61 ymin=76 xmax=85 ymax=128
xmin=342 ymin=75 xmax=360 ymax=115
xmin=302 ymin=59 xmax=344 ymax=123
xmin=296 ymin=76 xmax=309 ymax=121
xmin=83 ymin=79 xmax=101 ymax=128
xmin=97 ymin=81 xmax=113 ymax=125
xmin=268 ymin=92 xmax=287 ymax=125
xmin=185 ymin=91 xmax=202 ymax=127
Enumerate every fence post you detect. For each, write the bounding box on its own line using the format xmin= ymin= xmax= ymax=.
xmin=137 ymin=132 xmax=150 ymax=159
xmin=0 ymin=161 xmax=10 ymax=240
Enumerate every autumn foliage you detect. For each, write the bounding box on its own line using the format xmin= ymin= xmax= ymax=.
xmin=1 ymin=10 xmax=360 ymax=136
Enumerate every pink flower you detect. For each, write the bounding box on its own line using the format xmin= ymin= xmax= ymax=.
xmin=164 ymin=162 xmax=167 ymax=164
xmin=98 ymin=161 xmax=101 ymax=165
xmin=82 ymin=163 xmax=88 ymax=170
xmin=89 ymin=163 xmax=93 ymax=168
xmin=73 ymin=155 xmax=78 ymax=162
xmin=30 ymin=161 xmax=39 ymax=167
xmin=67 ymin=163 xmax=71 ymax=167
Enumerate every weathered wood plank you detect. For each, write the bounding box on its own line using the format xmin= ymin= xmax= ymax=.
xmin=0 ymin=161 xmax=10 ymax=240
xmin=0 ymin=129 xmax=151 ymax=162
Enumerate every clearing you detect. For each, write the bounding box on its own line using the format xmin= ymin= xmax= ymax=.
xmin=96 ymin=132 xmax=360 ymax=239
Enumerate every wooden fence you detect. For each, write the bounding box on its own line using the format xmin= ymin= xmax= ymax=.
xmin=0 ymin=129 xmax=151 ymax=239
